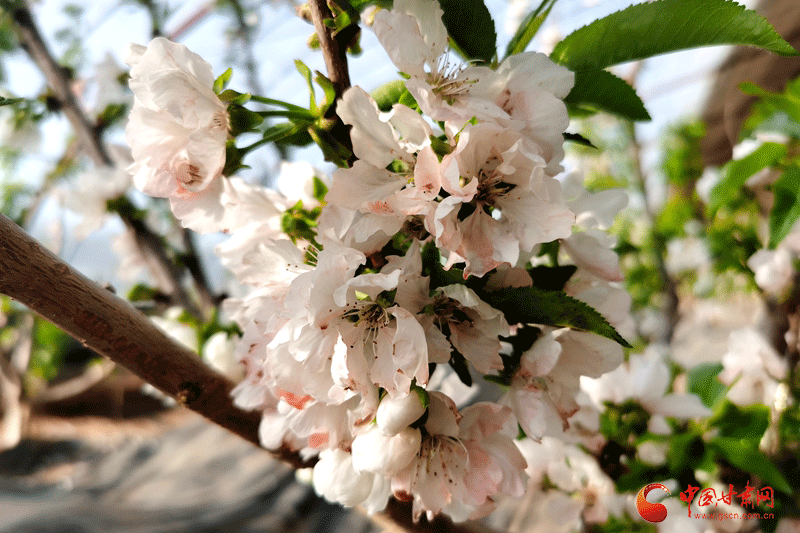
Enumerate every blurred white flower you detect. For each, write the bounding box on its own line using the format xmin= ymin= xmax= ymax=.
xmin=720 ymin=327 xmax=787 ymax=406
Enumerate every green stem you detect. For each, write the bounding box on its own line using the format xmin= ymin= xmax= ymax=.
xmin=256 ymin=109 xmax=314 ymax=120
xmin=248 ymin=95 xmax=311 ymax=114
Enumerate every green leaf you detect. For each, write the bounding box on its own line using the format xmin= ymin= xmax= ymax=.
xmin=479 ymin=286 xmax=631 ymax=347
xmin=564 ymin=69 xmax=651 ymax=121
xmin=295 ymin=59 xmax=317 ymax=114
xmin=709 ymin=402 xmax=770 ymax=442
xmin=769 ymin=164 xmax=800 ymax=248
xmin=371 ymin=80 xmax=408 ymax=112
xmin=741 ymin=78 xmax=800 ymax=138
xmin=30 ymin=318 xmax=69 ymax=381
xmin=711 ymin=437 xmax=793 ymax=495
xmin=213 ymin=67 xmax=233 ymax=94
xmin=527 ymin=265 xmax=577 ymax=291
xmin=740 ymin=81 xmax=800 ymax=123
xmin=504 ymin=0 xmax=558 ymax=57
xmin=563 ymin=131 xmax=596 ymax=149
xmin=218 ymin=89 xmax=251 ymax=105
xmin=551 ymin=0 xmax=797 ymax=72
xmin=709 ymin=142 xmax=786 ymax=214
xmin=686 ymin=362 xmax=727 ymax=409
xmin=315 ymin=72 xmax=337 ymax=115
xmin=437 ymin=0 xmax=496 ymax=63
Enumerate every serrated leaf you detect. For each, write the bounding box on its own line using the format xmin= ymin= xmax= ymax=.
xmin=709 ymin=142 xmax=786 ymax=213
xmin=527 ymin=265 xmax=577 ymax=291
xmin=564 ymin=69 xmax=651 ymax=121
xmin=437 ymin=0 xmax=496 ymax=63
xmin=768 ymin=164 xmax=800 ymax=248
xmin=479 ymin=286 xmax=630 ymax=347
xmin=504 ymin=0 xmax=557 ymax=57
xmin=551 ymin=0 xmax=797 ymax=72
xmin=371 ymin=80 xmax=408 ymax=112
xmin=213 ymin=67 xmax=233 ymax=94
xmin=711 ymin=437 xmax=792 ymax=495
xmin=563 ymin=131 xmax=596 ymax=149
xmin=687 ymin=362 xmax=727 ymax=408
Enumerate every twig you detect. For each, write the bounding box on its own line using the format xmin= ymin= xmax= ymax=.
xmin=306 ymin=0 xmax=356 ymax=155
xmin=32 ymin=359 xmax=116 ymax=404
xmin=625 ymin=61 xmax=680 ymax=343
xmin=8 ymin=2 xmax=213 ymax=318
xmin=11 ymin=5 xmax=111 ymax=166
xmin=181 ymin=227 xmax=217 ymax=311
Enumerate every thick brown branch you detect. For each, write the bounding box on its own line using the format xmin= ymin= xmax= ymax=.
xmin=0 ymin=213 xmax=306 ymax=469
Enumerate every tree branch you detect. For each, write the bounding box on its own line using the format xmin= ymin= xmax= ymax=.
xmin=0 ymin=211 xmax=495 ymax=533
xmin=8 ymin=2 xmax=215 ymax=317
xmin=0 ymin=213 xmax=303 ymax=468
xmin=11 ymin=5 xmax=111 ymax=166
xmin=306 ymin=0 xmax=356 ymax=155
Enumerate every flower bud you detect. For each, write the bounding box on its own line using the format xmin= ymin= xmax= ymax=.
xmin=376 ymin=390 xmax=427 ymax=435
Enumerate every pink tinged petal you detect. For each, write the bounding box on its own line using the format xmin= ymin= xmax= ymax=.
xmin=504 ymin=386 xmax=561 ymax=440
xmin=413 ymin=145 xmax=442 ymax=199
xmin=561 ymin=233 xmax=624 ymax=282
xmin=277 ymin=389 xmax=314 ymax=410
xmin=327 ymin=162 xmax=405 ymax=210
xmin=425 ymin=392 xmax=460 ymax=437
xmin=169 ymin=174 xmax=227 ymax=234
xmin=438 ymin=153 xmax=473 ymax=197
xmin=377 ymin=391 xmax=427 ymax=435
xmin=459 ymin=210 xmax=515 ymax=278
xmin=499 ymin=188 xmax=575 ymax=251
xmin=387 ymin=308 xmax=430 ymax=391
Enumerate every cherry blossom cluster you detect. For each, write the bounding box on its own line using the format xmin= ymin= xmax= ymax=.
xmin=123 ymin=0 xmax=633 ymax=522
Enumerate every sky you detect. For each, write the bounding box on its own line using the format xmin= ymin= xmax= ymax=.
xmin=1 ymin=0 xmax=756 ymax=290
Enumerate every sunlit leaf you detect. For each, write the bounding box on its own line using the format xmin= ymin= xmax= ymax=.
xmin=709 ymin=142 xmax=786 ymax=214
xmin=551 ymin=0 xmax=797 ymax=72
xmin=769 ymin=164 xmax=800 ymax=248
